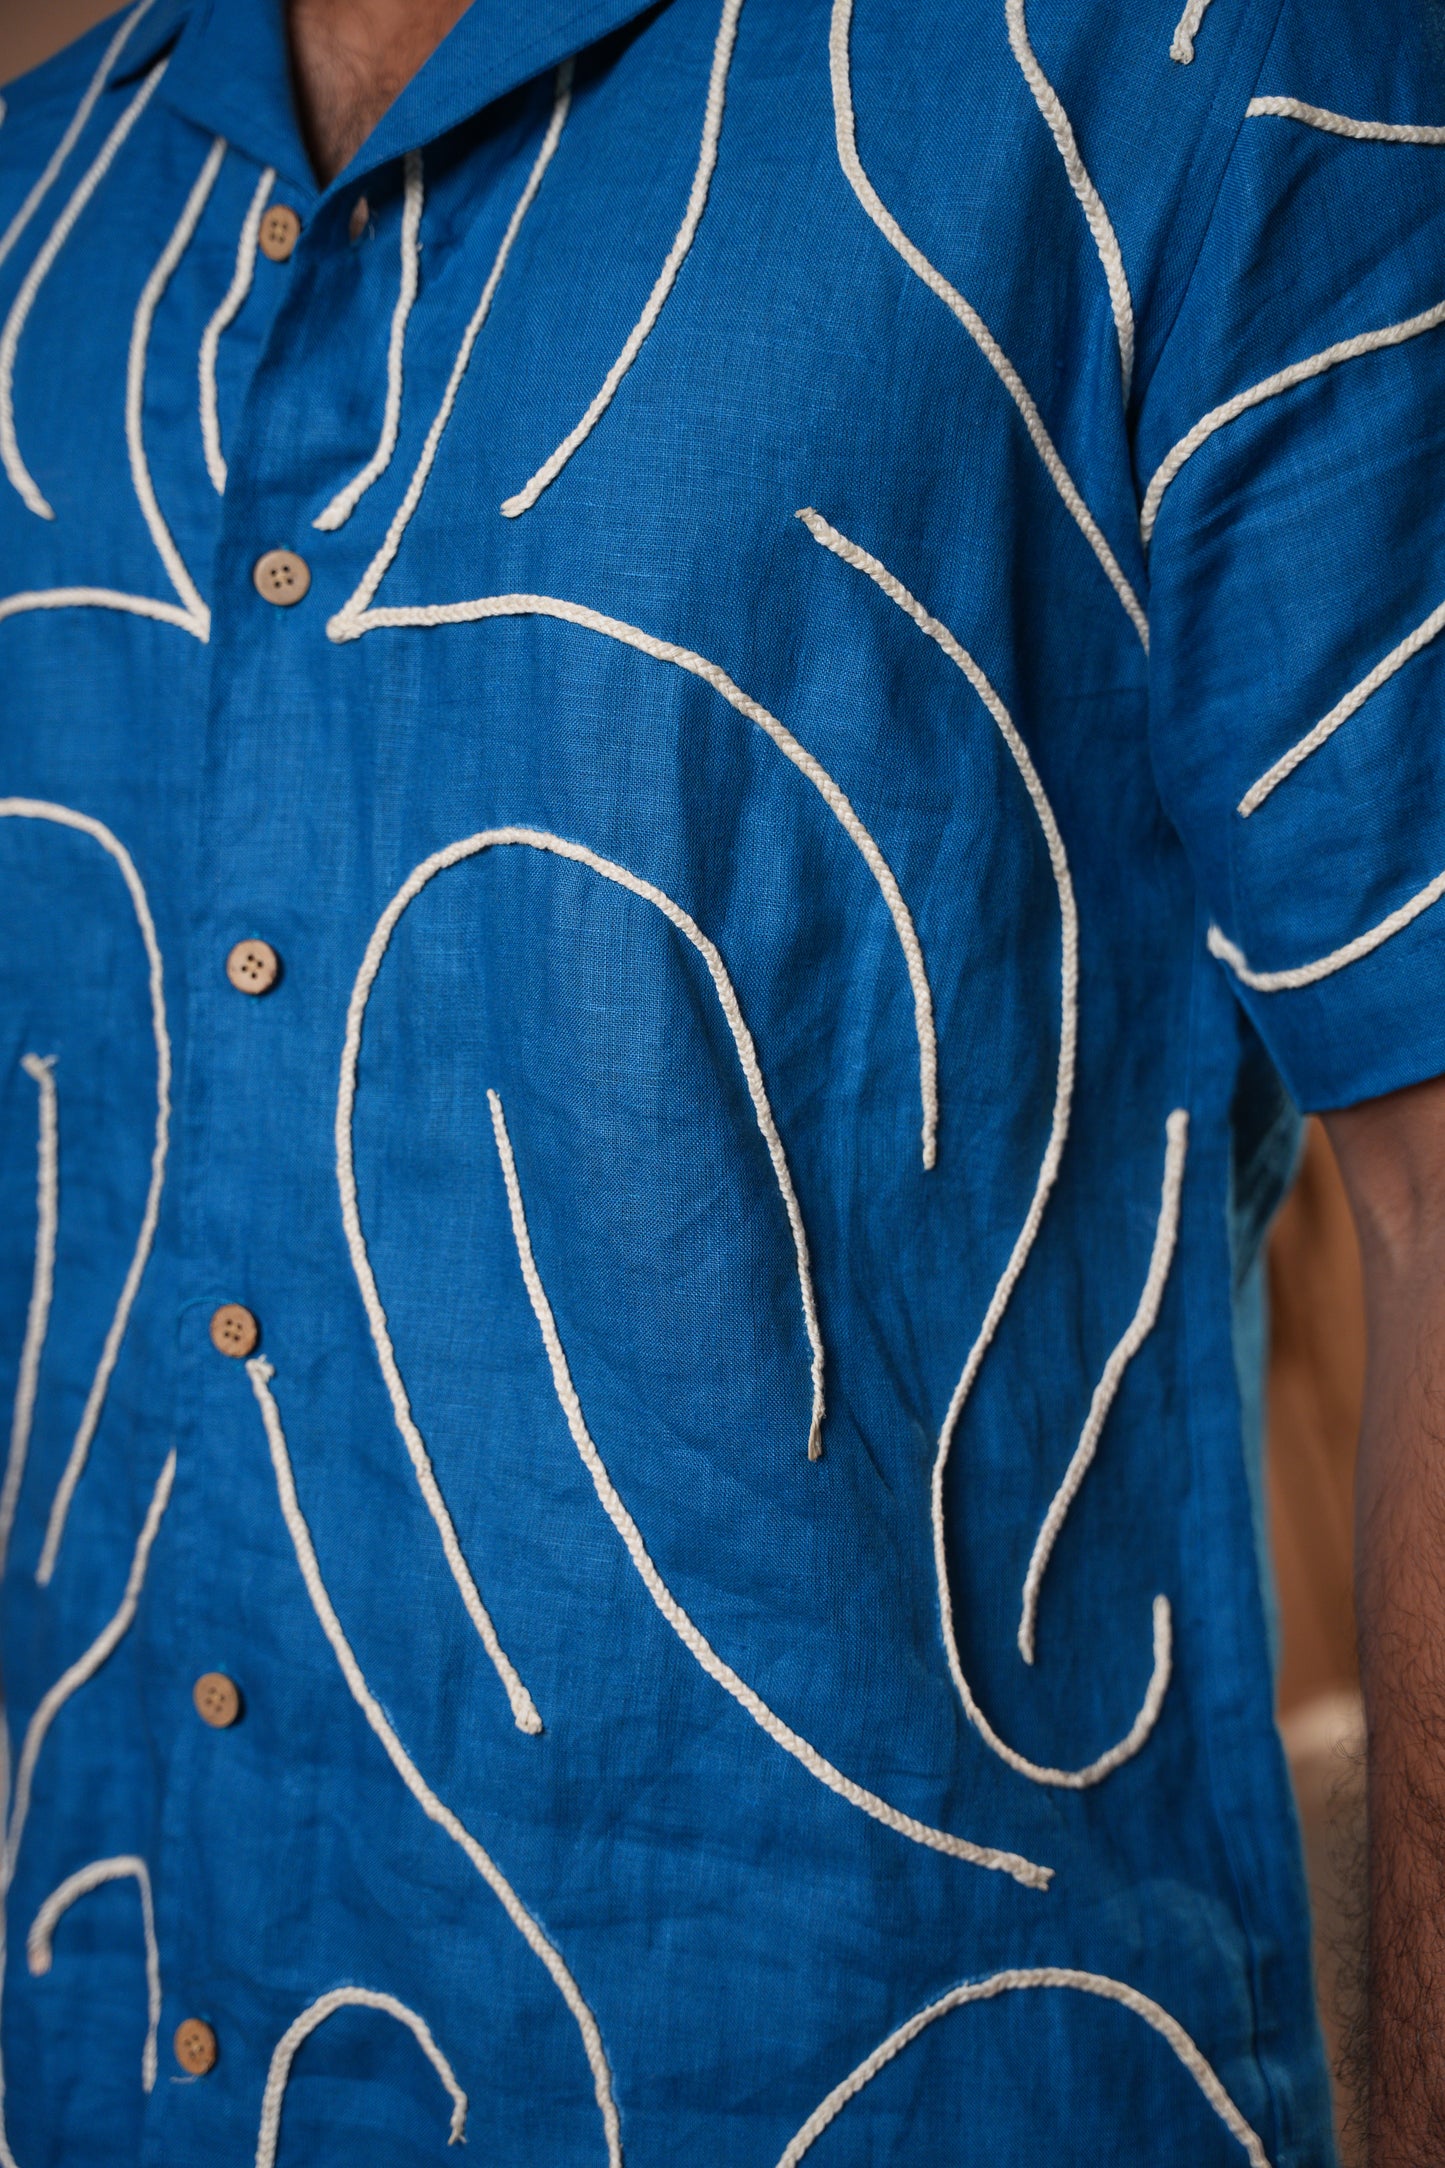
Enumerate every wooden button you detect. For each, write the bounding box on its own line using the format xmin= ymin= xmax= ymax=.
xmin=174 ymin=2018 xmax=218 ymax=2076
xmin=225 ymin=939 xmax=280 ymax=996
xmin=253 ymin=549 xmax=310 ymax=606
xmin=209 ymin=1304 xmax=259 ymax=1359
xmin=348 ymin=194 xmax=370 ymax=243
xmin=257 ymin=203 xmax=300 ymax=261
xmin=193 ymin=1672 xmax=242 ymax=1729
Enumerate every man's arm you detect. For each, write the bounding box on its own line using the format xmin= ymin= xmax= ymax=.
xmin=1324 ymin=1074 xmax=1445 ymax=2166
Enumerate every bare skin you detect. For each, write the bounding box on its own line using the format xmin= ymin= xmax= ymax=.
xmin=1325 ymin=1073 xmax=1445 ymax=2164
xmin=287 ymin=0 xmax=475 ymax=183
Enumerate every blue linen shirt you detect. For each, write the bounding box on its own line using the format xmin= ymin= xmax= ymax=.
xmin=0 ymin=0 xmax=1438 ymax=2157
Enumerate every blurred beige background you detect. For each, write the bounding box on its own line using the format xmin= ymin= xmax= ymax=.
xmin=0 ymin=0 xmax=122 ymax=84
xmin=0 ymin=0 xmax=1371 ymax=2153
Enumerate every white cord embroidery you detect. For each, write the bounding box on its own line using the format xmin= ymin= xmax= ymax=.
xmin=257 ymin=1987 xmax=465 ymax=2164
xmin=1238 ymin=593 xmax=1445 ymax=817
xmin=774 ymin=1967 xmax=1270 ymax=2165
xmin=0 ymin=0 xmax=157 ymax=284
xmin=331 ymin=590 xmax=938 ymax=1171
xmin=27 ymin=1855 xmax=160 ymax=2093
xmin=345 ymin=826 xmax=826 ymax=1461
xmin=330 ymin=67 xmax=573 ymax=624
xmin=1140 ymin=295 xmax=1445 ymax=550
xmin=5 ymin=1449 xmax=174 ymax=1888
xmin=0 ymin=124 xmax=220 ymax=639
xmin=0 ymin=802 xmax=170 ymax=1587
xmin=122 ymin=138 xmax=224 ymax=636
xmin=799 ymin=517 xmax=1169 ymax=1785
xmin=1018 ymin=1110 xmax=1188 ymax=1665
xmin=501 ymin=0 xmax=744 ymax=517
xmin=338 ymin=840 xmax=544 ymax=1734
xmin=313 ymin=150 xmax=424 ymax=531
xmin=488 ymin=1088 xmax=1051 ymax=1886
xmin=0 ymin=1057 xmax=57 ymax=1579
xmin=829 ymin=0 xmax=1149 ymax=649
xmin=1208 ymin=863 xmax=1445 ymax=991
xmin=0 ymin=62 xmax=168 ymax=519
xmin=1247 ymin=95 xmax=1445 ymax=144
xmin=1169 ymin=0 xmax=1217 ymax=65
xmin=1005 ymin=0 xmax=1133 ymax=401
xmin=199 ymin=163 xmax=275 ymax=495
xmin=244 ymin=1356 xmax=623 ymax=2167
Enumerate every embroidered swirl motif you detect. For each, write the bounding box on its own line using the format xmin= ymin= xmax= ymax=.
xmin=0 ymin=1452 xmax=175 ymax=2168
xmin=797 ymin=515 xmax=1180 ymax=1784
xmin=488 ymin=1082 xmax=1048 ymax=1887
xmin=775 ymin=1968 xmax=1270 ymax=2165
xmin=245 ymin=1358 xmax=624 ymax=2167
xmin=257 ymin=1989 xmax=466 ymax=2165
xmin=26 ymin=1857 xmax=161 ymax=2093
xmin=0 ymin=801 xmax=170 ymax=1585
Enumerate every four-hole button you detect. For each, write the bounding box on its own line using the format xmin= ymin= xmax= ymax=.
xmin=226 ymin=938 xmax=280 ymax=995
xmin=209 ymin=1304 xmax=259 ymax=1359
xmin=174 ymin=2018 xmax=218 ymax=2076
xmin=193 ymin=1672 xmax=242 ymax=1729
xmin=257 ymin=203 xmax=301 ymax=262
xmin=253 ymin=549 xmax=310 ymax=606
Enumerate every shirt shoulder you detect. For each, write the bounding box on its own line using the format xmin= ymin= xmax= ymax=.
xmin=0 ymin=4 xmax=178 ymax=209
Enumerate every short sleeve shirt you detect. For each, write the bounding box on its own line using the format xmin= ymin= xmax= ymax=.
xmin=0 ymin=0 xmax=1434 ymax=2159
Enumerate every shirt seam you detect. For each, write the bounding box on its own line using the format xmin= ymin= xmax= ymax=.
xmin=1133 ymin=0 xmax=1292 ymax=423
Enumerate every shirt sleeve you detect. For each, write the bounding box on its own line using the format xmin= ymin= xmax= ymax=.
xmin=1140 ymin=0 xmax=1445 ymax=1110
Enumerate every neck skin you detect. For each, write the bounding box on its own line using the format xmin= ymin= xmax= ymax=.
xmin=287 ymin=0 xmax=475 ymax=183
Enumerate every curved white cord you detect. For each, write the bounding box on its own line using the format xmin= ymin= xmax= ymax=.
xmin=799 ymin=519 xmax=1159 ymax=1785
xmin=1239 ymin=592 xmax=1445 ymax=817
xmin=330 ymin=67 xmax=572 ymax=629
xmin=122 ymin=137 xmax=224 ymax=636
xmin=0 ymin=802 xmax=170 ymax=1589
xmin=0 ymin=1056 xmax=57 ymax=1578
xmin=245 ymin=1357 xmax=623 ymax=2166
xmin=1208 ymin=853 xmax=1445 ymax=990
xmin=27 ymin=1855 xmax=160 ymax=2092
xmin=1248 ymin=94 xmax=1445 ymax=143
xmin=1005 ymin=0 xmax=1133 ymax=401
xmin=313 ymin=150 xmax=424 ymax=530
xmin=1141 ymin=294 xmax=1445 ymax=549
xmin=829 ymin=0 xmax=1148 ymax=649
xmin=0 ymin=585 xmax=204 ymax=635
xmin=332 ymin=586 xmax=937 ymax=1171
xmin=6 ymin=1450 xmax=174 ymax=1886
xmin=488 ymin=1089 xmax=1051 ymax=1886
xmin=501 ymin=0 xmax=745 ymax=516
xmin=199 ymin=163 xmax=275 ymax=494
xmin=0 ymin=0 xmax=157 ymax=284
xmin=342 ymin=826 xmax=826 ymax=1471
xmin=257 ymin=1987 xmax=465 ymax=2164
xmin=1169 ymin=0 xmax=1217 ymax=64
xmin=0 ymin=62 xmax=168 ymax=519
xmin=1018 ymin=1111 xmax=1188 ymax=1664
xmin=775 ymin=1966 xmax=1270 ymax=2165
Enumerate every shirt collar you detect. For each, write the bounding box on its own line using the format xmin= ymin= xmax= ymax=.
xmin=148 ymin=0 xmax=664 ymax=201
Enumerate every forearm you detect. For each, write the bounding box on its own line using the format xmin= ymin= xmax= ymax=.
xmin=1326 ymin=1085 xmax=1445 ymax=2164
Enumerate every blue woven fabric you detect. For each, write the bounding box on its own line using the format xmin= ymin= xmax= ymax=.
xmin=1 ymin=0 xmax=1439 ymax=2156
